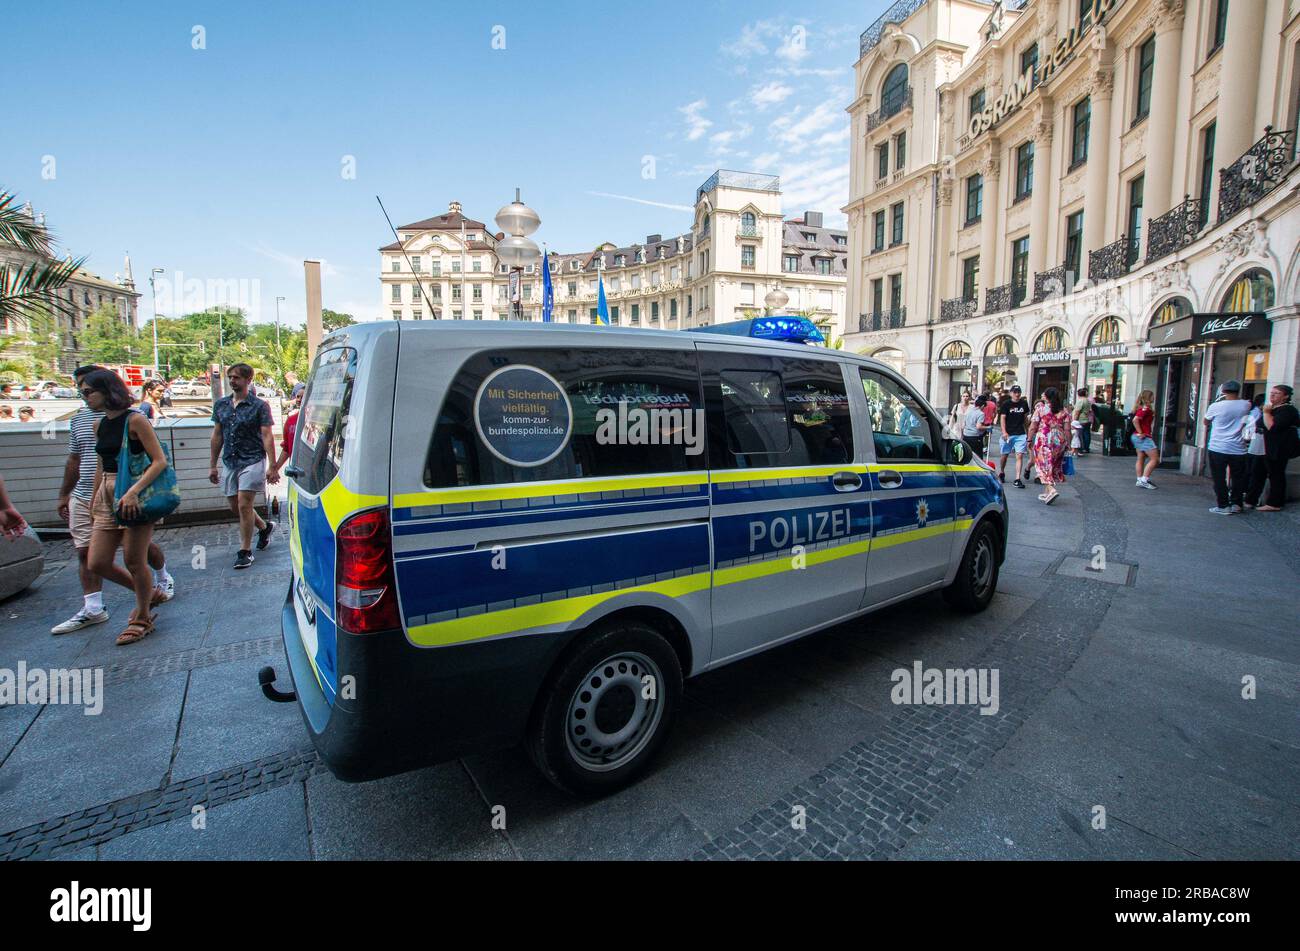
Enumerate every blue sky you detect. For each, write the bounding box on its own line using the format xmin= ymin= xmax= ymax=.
xmin=2 ymin=0 xmax=885 ymax=325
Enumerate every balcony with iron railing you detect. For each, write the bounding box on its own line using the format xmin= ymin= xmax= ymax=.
xmin=1089 ymin=236 xmax=1134 ymax=283
xmin=939 ymin=296 xmax=977 ymax=323
xmin=1217 ymin=126 xmax=1298 ymax=224
xmin=1145 ymin=195 xmax=1204 ymax=264
xmin=859 ymin=308 xmax=906 ymax=332
xmin=737 ymin=224 xmax=759 ymax=238
xmin=1032 ymin=265 xmax=1069 ymax=303
xmin=867 ymin=86 xmax=913 ymax=132
xmin=985 ymin=283 xmax=1012 ymax=314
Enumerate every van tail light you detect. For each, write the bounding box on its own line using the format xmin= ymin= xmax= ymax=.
xmin=336 ymin=508 xmax=401 ymax=634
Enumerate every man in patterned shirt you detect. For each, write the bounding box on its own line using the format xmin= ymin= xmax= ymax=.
xmin=52 ymin=365 xmax=174 ymax=634
xmin=210 ymin=363 xmax=279 ymax=569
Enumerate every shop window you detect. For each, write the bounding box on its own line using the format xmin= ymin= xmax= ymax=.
xmin=1151 ymin=297 xmax=1192 ymax=326
xmin=1220 ymin=269 xmax=1275 ymax=312
xmin=1089 ymin=316 xmax=1123 ymax=345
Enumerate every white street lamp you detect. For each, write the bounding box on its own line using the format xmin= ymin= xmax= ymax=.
xmin=275 ymin=296 xmax=285 ymax=347
xmin=494 ymin=188 xmax=541 ymax=319
xmin=149 ymin=267 xmax=164 ymax=376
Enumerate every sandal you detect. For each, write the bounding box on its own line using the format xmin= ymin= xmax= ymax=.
xmin=1042 ymin=491 xmax=1059 ymax=505
xmin=116 ymin=612 xmax=156 ymax=646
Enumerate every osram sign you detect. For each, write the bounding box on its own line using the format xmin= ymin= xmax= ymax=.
xmin=967 ymin=0 xmax=1125 ymax=141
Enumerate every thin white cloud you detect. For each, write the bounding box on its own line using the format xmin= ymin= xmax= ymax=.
xmin=772 ymin=101 xmax=840 ymax=153
xmin=587 ymin=192 xmax=695 ymax=213
xmin=815 ymin=126 xmax=851 ymax=148
xmin=250 ymin=243 xmax=339 ymax=279
xmin=679 ymin=99 xmax=713 ymax=141
xmin=751 ymin=81 xmax=794 ymax=110
xmin=721 ymin=20 xmax=778 ymax=58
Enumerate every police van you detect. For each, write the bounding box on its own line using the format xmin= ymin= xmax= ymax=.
xmin=265 ymin=317 xmax=1007 ymax=795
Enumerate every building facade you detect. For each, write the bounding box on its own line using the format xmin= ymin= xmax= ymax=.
xmin=845 ymin=0 xmax=1300 ymax=479
xmin=378 ymin=172 xmax=849 ymax=338
xmin=0 ymin=203 xmax=141 ymax=373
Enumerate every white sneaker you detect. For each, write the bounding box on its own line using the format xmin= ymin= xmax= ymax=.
xmin=51 ymin=608 xmax=110 ymax=635
xmin=1208 ymin=506 xmax=1234 ymax=516
xmin=1137 ymin=479 xmax=1156 ymax=490
xmin=155 ymin=575 xmax=175 ymax=602
xmin=1229 ymin=504 xmax=1243 ymax=514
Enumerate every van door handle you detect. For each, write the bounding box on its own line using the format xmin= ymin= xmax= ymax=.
xmin=284 ymin=465 xmax=304 ymax=478
xmin=876 ymin=470 xmax=903 ymax=488
xmin=831 ymin=471 xmax=862 ymax=490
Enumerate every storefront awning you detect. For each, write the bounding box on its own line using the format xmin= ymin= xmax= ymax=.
xmin=1147 ymin=314 xmax=1194 ymax=348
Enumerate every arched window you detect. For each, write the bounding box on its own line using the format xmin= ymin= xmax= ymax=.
xmin=985 ymin=334 xmax=1017 ymax=357
xmin=872 ymin=347 xmax=906 ymax=375
xmin=881 ymin=63 xmax=909 ymax=115
xmin=1220 ymin=269 xmax=1275 ymax=312
xmin=1151 ymin=296 xmax=1192 ymax=326
xmin=939 ymin=340 xmax=971 ymax=361
xmin=740 ymin=211 xmax=756 ymax=229
xmin=1088 ymin=316 xmax=1122 ymax=345
xmin=1034 ymin=327 xmax=1070 ymax=352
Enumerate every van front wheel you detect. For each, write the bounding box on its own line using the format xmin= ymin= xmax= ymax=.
xmin=527 ymin=622 xmax=682 ymax=796
xmin=943 ymin=520 xmax=1000 ymax=613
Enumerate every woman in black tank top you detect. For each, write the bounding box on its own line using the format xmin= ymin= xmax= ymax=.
xmin=80 ymin=369 xmax=170 ymax=646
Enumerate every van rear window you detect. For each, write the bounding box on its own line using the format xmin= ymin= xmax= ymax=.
xmin=295 ymin=347 xmax=357 ymax=493
xmin=425 ymin=348 xmax=705 ymax=488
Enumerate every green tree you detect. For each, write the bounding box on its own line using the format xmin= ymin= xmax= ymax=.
xmin=80 ymin=303 xmax=138 ymax=364
xmin=0 ymin=188 xmax=84 ymax=330
xmin=241 ymin=328 xmax=309 ymax=394
xmin=322 ymin=309 xmax=356 ymax=332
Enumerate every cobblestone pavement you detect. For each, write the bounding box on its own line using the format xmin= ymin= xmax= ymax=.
xmin=1 ymin=454 xmax=1297 ymax=860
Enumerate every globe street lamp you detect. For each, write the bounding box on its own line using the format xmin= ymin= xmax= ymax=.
xmin=494 ymin=189 xmax=540 ymax=319
xmin=764 ymin=285 xmax=789 ymax=315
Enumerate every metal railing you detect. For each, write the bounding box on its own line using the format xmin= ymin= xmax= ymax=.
xmin=738 ymin=224 xmax=758 ymax=237
xmin=985 ymin=283 xmax=1012 ymax=314
xmin=859 ymin=308 xmax=906 ymax=332
xmin=1217 ymin=126 xmax=1297 ymax=224
xmin=1089 ymin=236 xmax=1134 ymax=283
xmin=867 ymin=86 xmax=913 ymax=131
xmin=939 ymin=296 xmax=977 ymax=323
xmin=1145 ymin=195 xmax=1204 ymax=264
xmin=1032 ymin=265 xmax=1068 ymax=302
xmin=696 ymin=169 xmax=781 ymax=202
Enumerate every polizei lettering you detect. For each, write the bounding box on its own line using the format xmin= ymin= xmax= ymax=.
xmin=748 ymin=508 xmax=851 ymax=554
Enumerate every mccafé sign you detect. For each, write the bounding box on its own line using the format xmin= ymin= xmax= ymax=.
xmin=967 ymin=0 xmax=1126 ymax=140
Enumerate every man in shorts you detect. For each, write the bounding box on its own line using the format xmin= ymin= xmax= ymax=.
xmin=210 ymin=363 xmax=279 ymax=569
xmin=997 ymin=384 xmax=1031 ymax=488
xmin=52 ymin=365 xmax=174 ymax=634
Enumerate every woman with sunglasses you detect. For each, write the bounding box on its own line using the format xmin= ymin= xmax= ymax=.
xmin=81 ymin=369 xmax=170 ymax=645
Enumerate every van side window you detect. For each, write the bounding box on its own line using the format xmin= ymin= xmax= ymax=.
xmin=425 ymin=348 xmax=705 ymax=487
xmin=295 ymin=347 xmax=358 ymax=493
xmin=704 ymin=353 xmax=853 ymax=469
xmin=860 ymin=368 xmax=937 ymax=461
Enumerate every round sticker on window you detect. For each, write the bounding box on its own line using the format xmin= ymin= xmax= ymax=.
xmin=473 ymin=365 xmax=573 ymax=467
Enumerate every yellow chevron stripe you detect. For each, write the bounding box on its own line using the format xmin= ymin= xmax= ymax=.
xmin=319 ymin=477 xmax=388 ymax=532
xmin=711 ymin=537 xmax=872 ymax=587
xmin=394 ymin=471 xmax=708 ymax=509
xmin=406 ymin=570 xmax=712 ymax=647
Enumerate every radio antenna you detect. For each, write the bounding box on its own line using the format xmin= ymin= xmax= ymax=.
xmin=377 ymin=195 xmax=437 ymax=317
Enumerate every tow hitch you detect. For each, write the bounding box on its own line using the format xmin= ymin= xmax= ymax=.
xmin=258 ymin=666 xmax=297 ymax=703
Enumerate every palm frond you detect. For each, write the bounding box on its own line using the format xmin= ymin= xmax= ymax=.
xmin=0 ymin=190 xmax=55 ymax=255
xmin=0 ymin=256 xmax=86 ymax=325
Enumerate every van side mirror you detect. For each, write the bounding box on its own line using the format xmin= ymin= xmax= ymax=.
xmin=947 ymin=439 xmax=971 ymax=466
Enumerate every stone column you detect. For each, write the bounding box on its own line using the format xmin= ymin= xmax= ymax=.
xmin=1265 ymin=304 xmax=1300 ymax=500
xmin=978 ymin=145 xmax=1001 ymax=302
xmin=1143 ymin=2 xmax=1186 ymax=219
xmin=936 ymin=178 xmax=955 ymax=303
xmin=1082 ymin=69 xmax=1114 ymax=279
xmin=1027 ymin=110 xmax=1054 ymax=278
xmin=1212 ymin=0 xmax=1266 ymax=178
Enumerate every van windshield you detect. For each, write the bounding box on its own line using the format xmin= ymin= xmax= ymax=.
xmin=295 ymin=347 xmax=358 ymax=493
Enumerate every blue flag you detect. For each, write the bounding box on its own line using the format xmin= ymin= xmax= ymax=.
xmin=596 ymin=271 xmax=610 ymax=325
xmin=541 ymin=250 xmax=554 ymax=322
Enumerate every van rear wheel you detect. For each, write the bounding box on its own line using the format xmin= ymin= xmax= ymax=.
xmin=527 ymin=622 xmax=682 ymax=796
xmin=943 ymin=520 xmax=1000 ymax=613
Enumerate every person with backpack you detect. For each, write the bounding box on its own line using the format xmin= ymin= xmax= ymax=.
xmin=1253 ymin=384 xmax=1298 ymax=511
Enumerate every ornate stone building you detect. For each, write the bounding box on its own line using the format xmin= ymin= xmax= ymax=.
xmin=845 ymin=0 xmax=1300 ymax=478
xmin=378 ymin=172 xmax=849 ymax=339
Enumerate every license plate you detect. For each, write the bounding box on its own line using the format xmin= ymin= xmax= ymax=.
xmin=296 ymin=577 xmax=317 ymax=624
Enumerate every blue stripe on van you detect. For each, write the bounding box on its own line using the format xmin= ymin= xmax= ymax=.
xmin=870 ymin=491 xmax=957 ymax=535
xmin=393 ymin=495 xmax=708 ymax=538
xmin=394 ymin=522 xmax=710 ymax=623
xmin=711 ymin=501 xmax=872 ymax=565
xmin=392 ymin=486 xmax=708 ymax=521
xmin=866 ymin=472 xmax=952 ymax=491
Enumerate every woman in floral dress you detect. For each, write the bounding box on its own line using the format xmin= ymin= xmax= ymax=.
xmin=1026 ymin=386 xmax=1072 ymax=505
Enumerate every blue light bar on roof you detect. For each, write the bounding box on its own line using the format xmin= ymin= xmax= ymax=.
xmin=687 ymin=316 xmax=826 ymax=344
